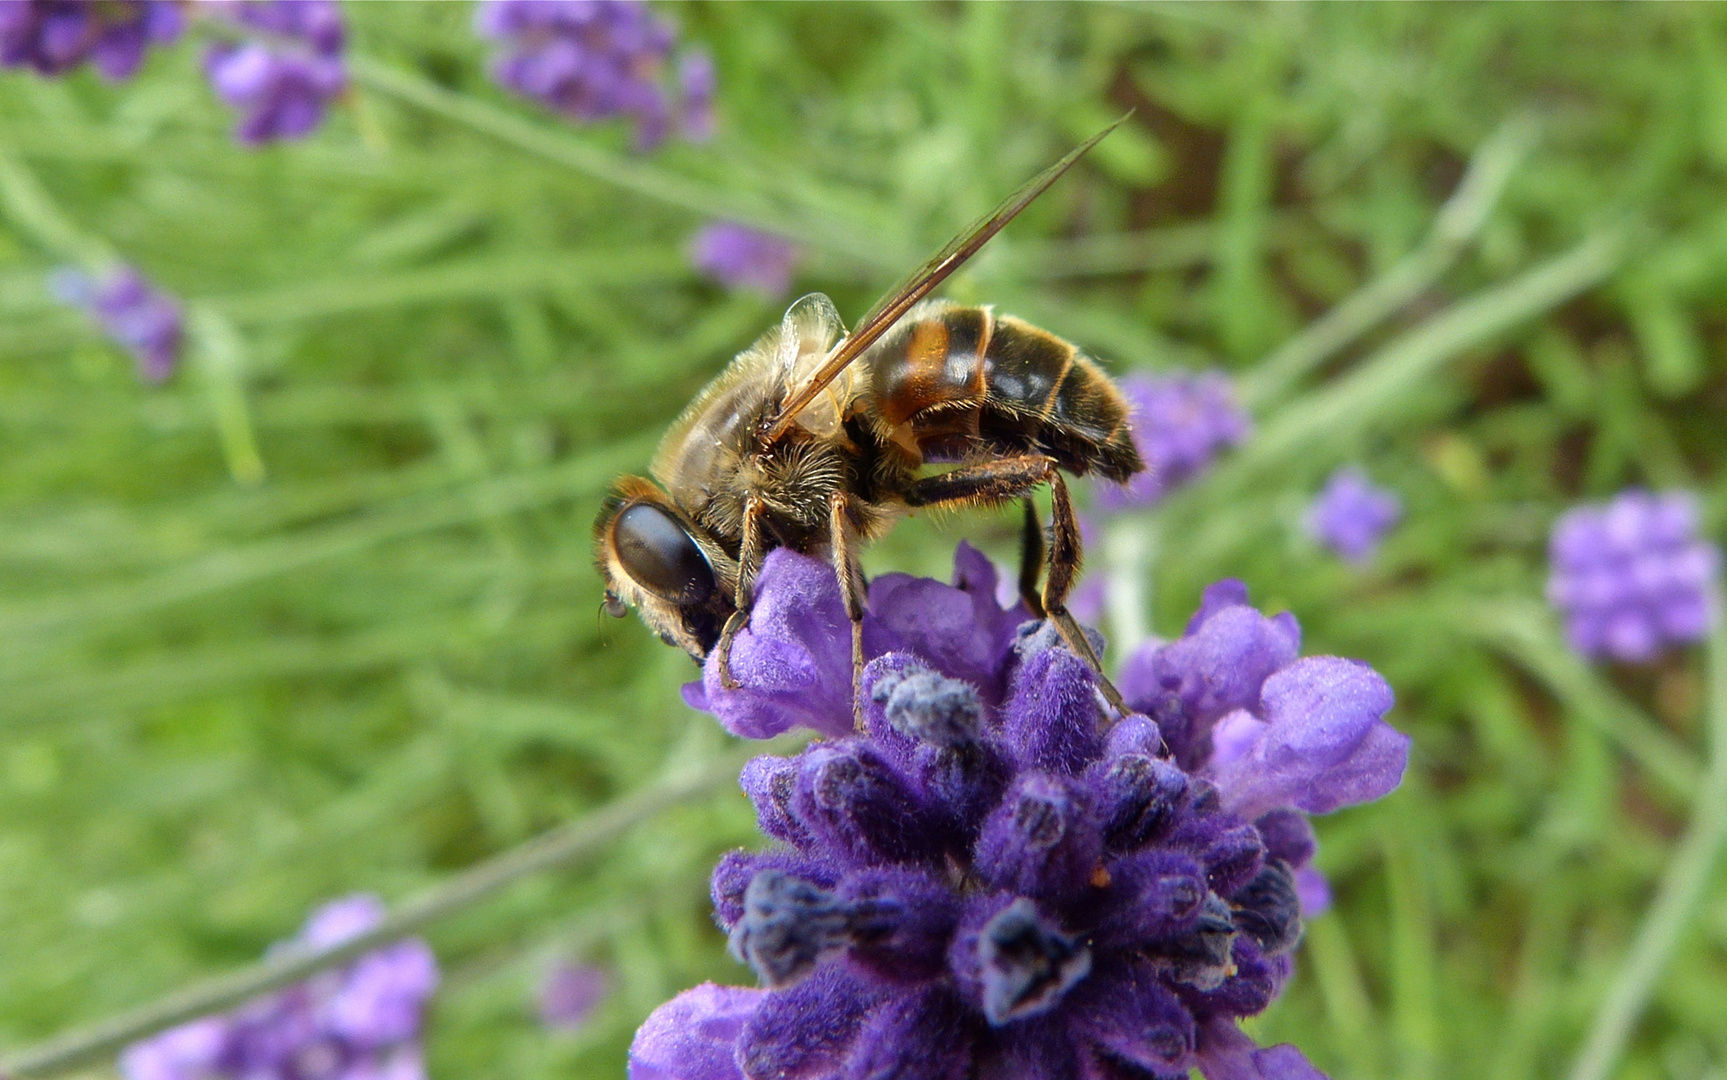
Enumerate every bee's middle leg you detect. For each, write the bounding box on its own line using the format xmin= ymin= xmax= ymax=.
xmin=905 ymin=456 xmax=1127 ymax=716
xmin=828 ymin=491 xmax=868 ymax=731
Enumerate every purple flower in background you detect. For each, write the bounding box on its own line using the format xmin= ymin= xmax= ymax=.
xmin=202 ymin=1 xmax=347 ymax=145
xmin=475 ymin=0 xmax=715 ymax=151
xmin=676 ymin=48 xmax=714 ymax=141
xmin=1547 ymin=489 xmax=1721 ymax=663
xmin=51 ymin=265 xmax=184 ymax=381
xmin=540 ymin=962 xmax=611 ymax=1030
xmin=120 ymin=895 xmax=438 ymax=1080
xmin=689 ymin=223 xmax=800 ymax=295
xmin=1305 ymin=467 xmax=1401 ymax=564
xmin=1096 ymin=371 xmax=1250 ymax=512
xmin=644 ymin=547 xmax=1407 ymax=1079
xmin=0 ymin=0 xmax=182 ymax=80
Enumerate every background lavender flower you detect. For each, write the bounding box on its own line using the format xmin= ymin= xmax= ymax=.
xmin=676 ymin=48 xmax=715 ymax=140
xmin=1095 ymin=371 xmax=1251 ymax=512
xmin=1546 ymin=489 xmax=1721 ymax=662
xmin=0 ymin=0 xmax=182 ymax=80
xmin=1304 ymin=466 xmax=1402 ymax=563
xmin=475 ymin=0 xmax=714 ymax=151
xmin=51 ymin=265 xmax=183 ymax=381
xmin=539 ymin=962 xmax=610 ymax=1031
xmin=202 ymin=0 xmax=347 ymax=145
xmin=644 ymin=547 xmax=1407 ymax=1080
xmin=688 ymin=222 xmax=800 ymax=295
xmin=120 ymin=895 xmax=438 ymax=1080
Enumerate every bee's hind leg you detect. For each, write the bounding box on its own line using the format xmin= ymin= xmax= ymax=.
xmin=829 ymin=491 xmax=868 ymax=731
xmin=904 ymin=457 xmax=1127 ymax=717
xmin=1042 ymin=472 xmax=1127 ymax=717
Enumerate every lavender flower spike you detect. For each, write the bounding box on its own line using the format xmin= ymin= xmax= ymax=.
xmin=51 ymin=265 xmax=183 ymax=382
xmin=121 ymin=895 xmax=438 ymax=1080
xmin=1304 ymin=466 xmax=1401 ymax=563
xmin=202 ymin=1 xmax=348 ymax=145
xmin=540 ymin=962 xmax=610 ymax=1030
xmin=1096 ymin=370 xmax=1250 ymax=512
xmin=0 ymin=0 xmax=182 ymax=80
xmin=476 ymin=0 xmax=713 ymax=152
xmin=1547 ymin=488 xmax=1721 ymax=663
xmin=641 ymin=545 xmax=1407 ymax=1079
xmin=690 ymin=223 xmax=801 ymax=296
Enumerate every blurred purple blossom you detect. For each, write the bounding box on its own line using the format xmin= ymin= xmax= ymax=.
xmin=51 ymin=264 xmax=183 ymax=381
xmin=1096 ymin=371 xmax=1251 ymax=512
xmin=120 ymin=895 xmax=438 ymax=1080
xmin=1547 ymin=489 xmax=1721 ymax=662
xmin=0 ymin=0 xmax=182 ymax=80
xmin=1304 ymin=467 xmax=1401 ymax=564
xmin=202 ymin=0 xmax=347 ymax=145
xmin=475 ymin=0 xmax=714 ymax=151
xmin=539 ymin=962 xmax=611 ymax=1030
xmin=688 ymin=222 xmax=800 ymax=295
xmin=647 ymin=547 xmax=1408 ymax=1079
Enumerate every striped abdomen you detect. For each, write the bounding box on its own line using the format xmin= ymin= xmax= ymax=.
xmin=863 ymin=302 xmax=1142 ymax=481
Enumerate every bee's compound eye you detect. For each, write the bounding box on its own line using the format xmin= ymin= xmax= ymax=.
xmin=612 ymin=503 xmax=716 ymax=605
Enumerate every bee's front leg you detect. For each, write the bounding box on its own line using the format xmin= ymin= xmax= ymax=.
xmin=717 ymin=496 xmax=767 ymax=691
xmin=714 ymin=610 xmax=749 ymax=690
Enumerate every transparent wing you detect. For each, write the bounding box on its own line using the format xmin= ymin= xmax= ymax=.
xmin=766 ymin=114 xmax=1129 ymax=439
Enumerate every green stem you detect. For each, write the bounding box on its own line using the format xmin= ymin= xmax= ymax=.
xmin=1448 ymin=597 xmax=1700 ymax=804
xmin=0 ymin=745 xmax=765 ymax=1079
xmin=1224 ymin=226 xmax=1628 ymax=486
xmin=0 ymin=152 xmax=114 ymax=269
xmin=1103 ymin=515 xmax=1154 ymax=654
xmin=1240 ymin=115 xmax=1537 ymax=410
xmin=1565 ymin=593 xmax=1727 ymax=1080
xmin=187 ymin=307 xmax=267 ymax=486
xmin=346 ymin=55 xmax=889 ymax=268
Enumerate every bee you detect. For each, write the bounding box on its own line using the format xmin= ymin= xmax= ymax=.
xmin=595 ymin=120 xmax=1144 ymax=711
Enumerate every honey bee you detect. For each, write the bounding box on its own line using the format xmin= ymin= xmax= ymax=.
xmin=595 ymin=120 xmax=1144 ymax=711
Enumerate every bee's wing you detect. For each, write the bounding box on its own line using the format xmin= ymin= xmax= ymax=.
xmin=766 ymin=115 xmax=1128 ymax=439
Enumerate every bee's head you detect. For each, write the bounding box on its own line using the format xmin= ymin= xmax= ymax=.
xmin=594 ymin=478 xmax=735 ymax=660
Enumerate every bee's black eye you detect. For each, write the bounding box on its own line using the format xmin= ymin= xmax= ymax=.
xmin=612 ymin=503 xmax=716 ymax=604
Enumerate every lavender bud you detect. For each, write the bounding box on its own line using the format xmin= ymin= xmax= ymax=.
xmin=975 ymin=774 xmax=1101 ymax=904
xmin=871 ymin=662 xmax=983 ymax=747
xmin=793 ymin=744 xmax=942 ymax=867
xmin=1231 ymin=860 xmax=1303 ymax=957
xmin=1095 ymin=753 xmax=1189 ymax=851
xmin=739 ymin=755 xmax=809 ymax=846
xmin=729 ymin=871 xmax=853 ymax=988
xmin=1147 ymin=893 xmax=1236 ymax=991
xmin=976 ymin=899 xmax=1092 ymax=1026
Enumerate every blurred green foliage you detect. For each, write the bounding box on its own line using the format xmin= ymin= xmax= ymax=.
xmin=1 ymin=3 xmax=1726 ymax=1079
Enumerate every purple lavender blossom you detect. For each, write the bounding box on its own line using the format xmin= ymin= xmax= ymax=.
xmin=1546 ymin=489 xmax=1721 ymax=663
xmin=689 ymin=223 xmax=801 ymax=296
xmin=646 ymin=547 xmax=1408 ymax=1079
xmin=202 ymin=1 xmax=347 ymax=145
xmin=0 ymin=0 xmax=182 ymax=80
xmin=1096 ymin=371 xmax=1250 ymax=512
xmin=676 ymin=47 xmax=714 ymax=141
xmin=475 ymin=0 xmax=714 ymax=152
xmin=51 ymin=265 xmax=183 ymax=381
xmin=120 ymin=895 xmax=438 ymax=1080
xmin=1304 ymin=467 xmax=1402 ymax=564
xmin=539 ymin=962 xmax=611 ymax=1030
